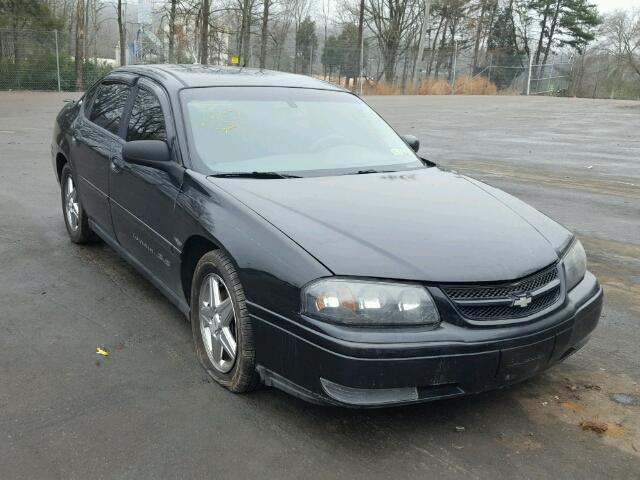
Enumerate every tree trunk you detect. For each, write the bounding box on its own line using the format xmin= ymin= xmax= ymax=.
xmin=83 ymin=0 xmax=90 ymax=62
xmin=68 ymin=9 xmax=74 ymax=57
xmin=242 ymin=0 xmax=251 ymax=66
xmin=355 ymin=0 xmax=365 ymax=91
xmin=412 ymin=0 xmax=431 ymax=86
xmin=12 ymin=21 xmax=19 ymax=64
xmin=169 ymin=0 xmax=177 ymax=63
xmin=259 ymin=0 xmax=270 ymax=69
xmin=118 ymin=0 xmax=126 ymax=66
xmin=200 ymin=0 xmax=210 ymax=64
xmin=434 ymin=19 xmax=448 ymax=79
xmin=534 ymin=2 xmax=551 ymax=65
xmin=75 ymin=0 xmax=86 ymax=91
xmin=427 ymin=15 xmax=444 ymax=76
xmin=472 ymin=0 xmax=487 ymax=72
xmin=542 ymin=0 xmax=562 ymax=66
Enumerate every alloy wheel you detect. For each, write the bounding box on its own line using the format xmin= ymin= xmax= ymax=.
xmin=65 ymin=175 xmax=80 ymax=231
xmin=199 ymin=273 xmax=237 ymax=373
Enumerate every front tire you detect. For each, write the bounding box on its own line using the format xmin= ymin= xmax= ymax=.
xmin=60 ymin=163 xmax=95 ymax=244
xmin=191 ymin=250 xmax=259 ymax=393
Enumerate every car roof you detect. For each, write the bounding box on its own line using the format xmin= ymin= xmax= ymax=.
xmin=112 ymin=64 xmax=347 ymax=92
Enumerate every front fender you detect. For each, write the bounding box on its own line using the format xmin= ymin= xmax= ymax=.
xmin=174 ymin=171 xmax=331 ymax=318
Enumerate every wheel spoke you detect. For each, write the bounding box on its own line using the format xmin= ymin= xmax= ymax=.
xmin=200 ymin=298 xmax=214 ymax=316
xmin=220 ymin=326 xmax=236 ymax=358
xmin=199 ymin=310 xmax=212 ymax=328
xmin=211 ymin=277 xmax=222 ymax=306
xmin=66 ymin=176 xmax=74 ymax=197
xmin=203 ymin=325 xmax=213 ymax=352
xmin=211 ymin=336 xmax=224 ymax=364
xmin=215 ymin=298 xmax=233 ymax=327
xmin=203 ymin=276 xmax=213 ymax=307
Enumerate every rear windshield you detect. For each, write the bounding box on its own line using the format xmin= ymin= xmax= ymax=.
xmin=180 ymin=87 xmax=423 ymax=177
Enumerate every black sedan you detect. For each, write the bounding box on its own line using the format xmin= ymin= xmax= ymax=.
xmin=52 ymin=65 xmax=603 ymax=407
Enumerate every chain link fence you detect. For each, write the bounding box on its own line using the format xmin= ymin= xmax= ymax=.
xmin=0 ymin=28 xmax=112 ymax=91
xmin=1 ymin=28 xmax=574 ymax=97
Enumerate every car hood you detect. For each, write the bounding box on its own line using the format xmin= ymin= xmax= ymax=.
xmin=209 ymin=168 xmax=573 ymax=283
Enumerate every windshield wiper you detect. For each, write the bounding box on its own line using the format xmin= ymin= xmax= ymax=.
xmin=347 ymin=169 xmax=396 ymax=175
xmin=209 ymin=171 xmax=301 ymax=179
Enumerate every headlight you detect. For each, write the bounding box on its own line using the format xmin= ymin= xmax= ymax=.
xmin=563 ymin=239 xmax=587 ymax=291
xmin=302 ymin=278 xmax=440 ymax=327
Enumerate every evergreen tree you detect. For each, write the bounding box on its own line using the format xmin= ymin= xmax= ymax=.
xmin=295 ymin=17 xmax=318 ymax=74
xmin=488 ymin=6 xmax=524 ymax=89
xmin=530 ymin=0 xmax=600 ymax=65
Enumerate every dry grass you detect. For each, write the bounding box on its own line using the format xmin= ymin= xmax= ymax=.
xmin=362 ymin=81 xmax=400 ymax=95
xmin=453 ymin=75 xmax=498 ymax=95
xmin=358 ymin=75 xmax=520 ymax=96
xmin=417 ymin=79 xmax=452 ymax=95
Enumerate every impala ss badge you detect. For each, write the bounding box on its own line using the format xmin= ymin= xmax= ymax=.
xmin=512 ymin=294 xmax=533 ymax=308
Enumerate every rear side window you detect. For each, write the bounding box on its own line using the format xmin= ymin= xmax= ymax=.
xmin=89 ymin=83 xmax=130 ymax=135
xmin=126 ymin=88 xmax=167 ymax=141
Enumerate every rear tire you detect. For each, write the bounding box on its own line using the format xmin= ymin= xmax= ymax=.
xmin=191 ymin=250 xmax=260 ymax=393
xmin=60 ymin=163 xmax=96 ymax=244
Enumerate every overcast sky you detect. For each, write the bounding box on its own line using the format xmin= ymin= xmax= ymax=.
xmin=593 ymin=0 xmax=639 ymax=13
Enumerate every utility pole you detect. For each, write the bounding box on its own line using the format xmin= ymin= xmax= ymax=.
xmin=356 ymin=0 xmax=365 ymax=94
xmin=54 ymin=30 xmax=61 ymax=92
xmin=411 ymin=0 xmax=431 ymax=90
xmin=526 ymin=52 xmax=534 ymax=95
xmin=450 ymin=40 xmax=457 ymax=95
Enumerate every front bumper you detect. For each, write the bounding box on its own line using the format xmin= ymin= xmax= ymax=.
xmin=250 ymin=271 xmax=603 ymax=407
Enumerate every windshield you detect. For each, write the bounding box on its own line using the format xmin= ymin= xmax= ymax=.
xmin=180 ymin=87 xmax=423 ymax=177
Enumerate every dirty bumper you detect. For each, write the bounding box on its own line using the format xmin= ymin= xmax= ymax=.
xmin=250 ymin=272 xmax=603 ymax=407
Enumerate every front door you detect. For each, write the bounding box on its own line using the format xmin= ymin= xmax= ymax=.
xmin=71 ymin=81 xmax=131 ymax=238
xmin=109 ymin=79 xmax=183 ymax=292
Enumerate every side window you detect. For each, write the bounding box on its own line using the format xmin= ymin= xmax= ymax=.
xmin=126 ymin=88 xmax=167 ymax=142
xmin=89 ymin=83 xmax=130 ymax=135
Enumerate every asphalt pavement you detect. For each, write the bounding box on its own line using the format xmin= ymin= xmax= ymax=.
xmin=1 ymin=92 xmax=638 ymax=479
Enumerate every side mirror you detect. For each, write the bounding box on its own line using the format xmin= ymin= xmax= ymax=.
xmin=122 ymin=140 xmax=171 ymax=168
xmin=402 ymin=134 xmax=420 ymax=153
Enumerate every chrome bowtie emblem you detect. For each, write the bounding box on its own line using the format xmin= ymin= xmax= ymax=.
xmin=512 ymin=295 xmax=533 ymax=308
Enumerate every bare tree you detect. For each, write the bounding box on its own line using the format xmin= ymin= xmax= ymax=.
xmin=366 ymin=0 xmax=420 ymax=83
xmin=259 ymin=0 xmax=272 ymax=68
xmin=601 ymin=9 xmax=640 ymax=79
xmin=292 ymin=0 xmax=310 ymax=71
xmin=118 ymin=0 xmax=126 ymax=66
xmin=411 ymin=0 xmax=431 ymax=86
xmin=268 ymin=2 xmax=295 ymax=69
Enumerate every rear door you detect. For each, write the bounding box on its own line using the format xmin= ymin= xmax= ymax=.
xmin=109 ymin=78 xmax=183 ymax=292
xmin=71 ymin=78 xmax=133 ymax=238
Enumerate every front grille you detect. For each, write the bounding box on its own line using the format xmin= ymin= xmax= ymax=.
xmin=441 ymin=265 xmax=562 ymax=322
